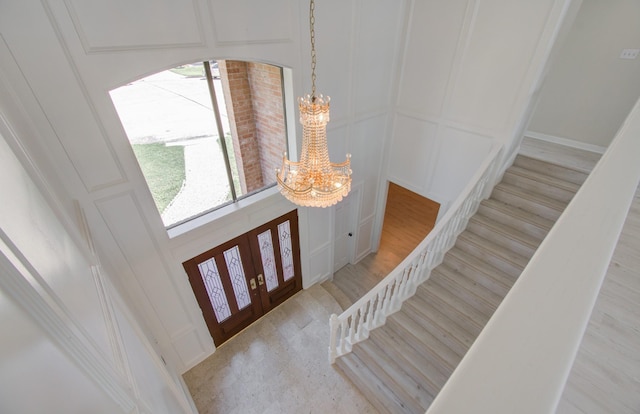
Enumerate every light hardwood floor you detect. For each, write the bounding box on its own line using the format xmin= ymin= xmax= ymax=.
xmin=324 ymin=182 xmax=440 ymax=308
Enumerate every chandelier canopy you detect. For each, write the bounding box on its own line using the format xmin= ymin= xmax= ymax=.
xmin=276 ymin=0 xmax=351 ymax=208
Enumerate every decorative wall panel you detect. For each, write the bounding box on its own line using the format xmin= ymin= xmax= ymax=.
xmin=448 ymin=0 xmax=554 ymax=131
xmin=65 ymin=0 xmax=205 ymax=51
xmin=388 ymin=115 xmax=438 ymax=192
xmin=209 ymin=0 xmax=292 ymax=44
xmin=353 ymin=0 xmax=403 ymax=116
xmin=429 ymin=127 xmax=493 ymax=201
xmin=398 ymin=0 xmax=468 ymax=118
xmin=95 ymin=192 xmax=193 ymax=335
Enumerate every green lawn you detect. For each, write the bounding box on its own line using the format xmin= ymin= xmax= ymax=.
xmin=169 ymin=65 xmax=204 ymax=78
xmin=132 ymin=143 xmax=185 ymax=213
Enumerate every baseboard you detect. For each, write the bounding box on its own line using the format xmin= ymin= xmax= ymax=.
xmin=525 ymin=131 xmax=607 ymax=154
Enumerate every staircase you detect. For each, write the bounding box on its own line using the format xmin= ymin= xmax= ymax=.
xmin=334 ymin=154 xmax=589 ymax=413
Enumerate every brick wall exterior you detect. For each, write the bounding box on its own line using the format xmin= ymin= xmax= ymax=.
xmin=219 ymin=60 xmax=286 ymax=195
xmin=246 ymin=62 xmax=287 ymax=186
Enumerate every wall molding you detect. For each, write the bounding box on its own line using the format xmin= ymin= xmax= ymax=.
xmin=0 ymin=231 xmax=137 ymax=412
xmin=62 ymin=0 xmax=207 ymax=53
xmin=525 ymin=130 xmax=607 ymax=154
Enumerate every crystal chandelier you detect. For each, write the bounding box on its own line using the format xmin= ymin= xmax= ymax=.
xmin=276 ymin=0 xmax=351 ymax=207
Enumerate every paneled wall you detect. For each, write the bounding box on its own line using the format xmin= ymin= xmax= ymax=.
xmin=386 ymin=0 xmax=574 ymax=211
xmin=0 ymin=0 xmax=403 ymax=374
xmin=0 ymin=125 xmax=193 ymax=412
xmin=528 ymin=0 xmax=640 ymax=149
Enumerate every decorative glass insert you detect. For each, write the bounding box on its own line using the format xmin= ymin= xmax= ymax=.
xmin=197 ymin=258 xmax=231 ymax=323
xmin=257 ymin=230 xmax=279 ymax=292
xmin=223 ymin=246 xmax=251 ymax=310
xmin=278 ymin=220 xmax=295 ymax=281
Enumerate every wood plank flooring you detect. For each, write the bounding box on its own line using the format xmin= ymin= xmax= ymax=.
xmin=324 ymin=183 xmax=440 ymax=308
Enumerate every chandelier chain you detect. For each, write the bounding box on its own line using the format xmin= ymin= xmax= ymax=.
xmin=309 ymin=0 xmax=316 ymax=98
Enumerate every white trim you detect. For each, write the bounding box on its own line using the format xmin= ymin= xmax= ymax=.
xmin=525 ymin=130 xmax=607 ymax=154
xmin=0 ymin=231 xmax=137 ymax=412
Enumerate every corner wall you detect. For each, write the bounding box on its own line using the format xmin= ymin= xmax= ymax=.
xmin=384 ymin=0 xmax=575 ymax=218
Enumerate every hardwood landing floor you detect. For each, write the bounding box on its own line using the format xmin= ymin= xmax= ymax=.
xmin=324 ymin=183 xmax=440 ymax=308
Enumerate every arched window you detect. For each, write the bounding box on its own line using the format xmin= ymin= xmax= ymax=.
xmin=110 ymin=60 xmax=289 ymax=228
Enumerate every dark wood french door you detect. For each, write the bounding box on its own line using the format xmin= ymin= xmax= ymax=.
xmin=183 ymin=210 xmax=302 ymax=346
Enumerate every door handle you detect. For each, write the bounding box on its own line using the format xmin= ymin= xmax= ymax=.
xmin=250 ymin=278 xmax=257 ymax=290
xmin=257 ymin=274 xmax=264 ymax=286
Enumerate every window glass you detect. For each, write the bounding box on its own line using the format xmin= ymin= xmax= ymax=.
xmin=110 ymin=60 xmax=287 ymax=228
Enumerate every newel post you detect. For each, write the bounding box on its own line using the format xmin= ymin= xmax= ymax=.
xmin=329 ymin=313 xmax=338 ymax=363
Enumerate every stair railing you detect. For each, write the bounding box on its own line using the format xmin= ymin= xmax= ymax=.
xmin=425 ymin=97 xmax=640 ymax=414
xmin=329 ymin=144 xmax=503 ymax=363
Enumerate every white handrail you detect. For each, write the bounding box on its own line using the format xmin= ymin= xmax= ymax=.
xmin=329 ymin=144 xmax=503 ymax=363
xmin=426 ymin=97 xmax=640 ymax=414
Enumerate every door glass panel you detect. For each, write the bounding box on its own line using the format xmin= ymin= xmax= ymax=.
xmin=223 ymin=246 xmax=251 ymax=310
xmin=257 ymin=230 xmax=279 ymax=292
xmin=197 ymin=258 xmax=231 ymax=323
xmin=278 ymin=220 xmax=295 ymax=281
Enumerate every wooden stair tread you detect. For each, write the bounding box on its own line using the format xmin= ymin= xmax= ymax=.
xmin=386 ymin=312 xmax=460 ymax=375
xmin=506 ymin=165 xmax=580 ymax=196
xmin=404 ymin=293 xmax=478 ymax=355
xmin=456 ymin=230 xmax=529 ymax=274
xmin=493 ymin=182 xmax=568 ymax=219
xmin=430 ymin=265 xmax=500 ymax=317
xmin=355 ymin=339 xmax=431 ymax=413
xmin=478 ymin=198 xmax=553 ymax=235
xmin=335 ymin=352 xmax=408 ymax=414
xmin=416 ymin=280 xmax=489 ymax=334
xmin=514 ymin=154 xmax=589 ymax=184
xmin=444 ymin=247 xmax=516 ymax=297
xmin=467 ymin=214 xmax=540 ymax=258
xmin=370 ymin=328 xmax=447 ymax=397
xmin=332 ymin=152 xmax=589 ymax=414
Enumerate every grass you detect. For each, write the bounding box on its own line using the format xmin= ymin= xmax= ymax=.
xmin=169 ymin=65 xmax=204 ymax=78
xmin=132 ymin=143 xmax=185 ymax=213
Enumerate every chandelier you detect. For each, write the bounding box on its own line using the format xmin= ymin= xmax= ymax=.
xmin=276 ymin=0 xmax=351 ymax=207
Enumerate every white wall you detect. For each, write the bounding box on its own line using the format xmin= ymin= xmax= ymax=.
xmin=0 ymin=123 xmax=194 ymax=412
xmin=528 ymin=0 xmax=640 ymax=149
xmin=385 ymin=0 xmax=574 ymax=213
xmin=0 ymin=0 xmax=404 ymax=373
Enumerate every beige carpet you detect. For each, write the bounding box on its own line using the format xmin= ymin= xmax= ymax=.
xmin=183 ymin=284 xmax=377 ymax=414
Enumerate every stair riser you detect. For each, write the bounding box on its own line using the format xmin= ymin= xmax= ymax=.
xmin=514 ymin=156 xmax=588 ymax=185
xmin=491 ymin=187 xmax=563 ymax=221
xmin=502 ymin=171 xmax=576 ymax=203
xmin=467 ymin=219 xmax=537 ymax=259
xmin=477 ymin=203 xmax=549 ymax=240
xmin=455 ymin=237 xmax=524 ymax=277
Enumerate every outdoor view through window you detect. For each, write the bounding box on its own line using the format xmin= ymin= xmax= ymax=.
xmin=110 ymin=60 xmax=287 ymax=228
